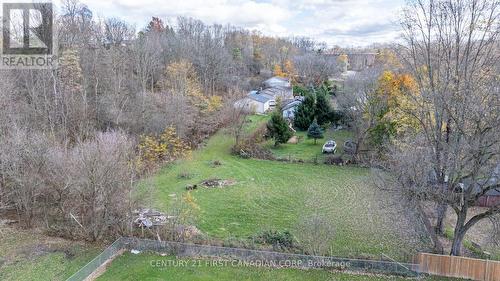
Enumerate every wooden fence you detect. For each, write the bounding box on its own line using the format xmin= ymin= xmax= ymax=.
xmin=417 ymin=253 xmax=500 ymax=281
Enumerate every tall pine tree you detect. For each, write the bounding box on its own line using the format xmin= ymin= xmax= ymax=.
xmin=294 ymin=93 xmax=315 ymax=130
xmin=315 ymin=91 xmax=332 ymax=126
xmin=267 ymin=109 xmax=293 ymax=147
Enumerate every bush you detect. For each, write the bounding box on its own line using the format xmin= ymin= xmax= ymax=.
xmin=255 ymin=230 xmax=295 ymax=249
xmin=0 ymin=129 xmax=140 ymax=241
xmin=307 ymin=119 xmax=324 ymax=144
xmin=324 ymin=155 xmax=344 ymax=165
xmin=231 ymin=142 xmax=274 ymax=160
xmin=297 ymin=214 xmax=335 ymax=255
xmin=138 ymin=127 xmax=191 ymax=171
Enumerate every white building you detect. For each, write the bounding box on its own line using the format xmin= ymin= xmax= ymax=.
xmin=234 ymin=76 xmax=294 ymax=114
xmin=234 ymin=91 xmax=275 ymax=114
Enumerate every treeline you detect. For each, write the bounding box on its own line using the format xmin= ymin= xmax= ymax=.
xmin=0 ymin=0 xmax=337 ymax=241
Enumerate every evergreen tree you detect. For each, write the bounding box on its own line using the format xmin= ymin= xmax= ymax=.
xmin=267 ymin=109 xmax=293 ymax=147
xmin=315 ymin=92 xmax=332 ymax=126
xmin=307 ymin=119 xmax=323 ymax=144
xmin=294 ymin=93 xmax=315 ymax=130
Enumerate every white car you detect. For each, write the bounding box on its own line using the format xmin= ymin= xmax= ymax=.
xmin=322 ymin=140 xmax=337 ymax=154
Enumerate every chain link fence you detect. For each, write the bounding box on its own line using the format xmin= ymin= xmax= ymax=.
xmin=66 ymin=238 xmax=125 ymax=281
xmin=122 ymin=237 xmax=419 ymax=276
xmin=66 ymin=237 xmax=420 ymax=281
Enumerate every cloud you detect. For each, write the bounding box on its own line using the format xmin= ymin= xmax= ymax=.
xmin=55 ymin=0 xmax=405 ymax=46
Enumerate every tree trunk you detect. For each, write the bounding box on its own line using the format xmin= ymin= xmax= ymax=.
xmin=451 ymin=208 xmax=467 ymax=256
xmin=435 ymin=203 xmax=447 ymax=235
xmin=451 ymin=230 xmax=465 ymax=256
xmin=416 ymin=202 xmax=444 ymax=254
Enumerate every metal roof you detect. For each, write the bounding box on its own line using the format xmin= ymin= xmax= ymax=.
xmin=282 ymin=100 xmax=303 ymax=111
xmin=247 ymin=91 xmax=273 ymax=103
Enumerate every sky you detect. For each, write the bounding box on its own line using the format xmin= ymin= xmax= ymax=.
xmin=57 ymin=0 xmax=406 ymax=47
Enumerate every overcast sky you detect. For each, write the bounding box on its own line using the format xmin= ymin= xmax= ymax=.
xmin=59 ymin=0 xmax=406 ymax=47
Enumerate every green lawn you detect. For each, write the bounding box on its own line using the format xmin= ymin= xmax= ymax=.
xmin=264 ymin=128 xmax=354 ymax=162
xmin=146 ymin=115 xmax=430 ymax=260
xmin=0 ymin=226 xmax=101 ymax=281
xmin=97 ymin=253 xmax=459 ymax=281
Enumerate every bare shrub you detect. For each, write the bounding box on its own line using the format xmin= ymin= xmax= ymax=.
xmin=0 ymin=129 xmax=140 ymax=241
xmin=0 ymin=129 xmax=52 ymax=227
xmin=65 ymin=131 xmax=138 ymax=241
xmin=296 ymin=213 xmax=335 ymax=255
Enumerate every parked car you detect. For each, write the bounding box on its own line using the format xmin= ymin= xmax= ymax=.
xmin=322 ymin=140 xmax=337 ymax=154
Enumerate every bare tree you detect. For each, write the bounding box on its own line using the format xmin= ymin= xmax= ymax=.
xmin=104 ymin=18 xmax=135 ymax=46
xmin=294 ymin=53 xmax=338 ymax=86
xmin=393 ymin=0 xmax=500 ymax=255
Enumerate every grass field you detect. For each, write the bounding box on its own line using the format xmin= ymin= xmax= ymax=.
xmin=0 ymin=226 xmax=101 ymax=281
xmin=264 ymin=128 xmax=354 ymax=162
xmin=97 ymin=253 xmax=460 ymax=281
xmin=147 ymin=115 xmax=430 ymax=260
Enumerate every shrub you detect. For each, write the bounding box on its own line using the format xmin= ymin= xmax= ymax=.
xmin=211 ymin=160 xmax=222 ymax=167
xmin=324 ymin=155 xmax=344 ymax=165
xmin=255 ymin=230 xmax=295 ymax=249
xmin=297 ymin=214 xmax=335 ymax=255
xmin=138 ymin=127 xmax=191 ymax=170
xmin=307 ymin=119 xmax=324 ymax=144
xmin=231 ymin=142 xmax=274 ymax=160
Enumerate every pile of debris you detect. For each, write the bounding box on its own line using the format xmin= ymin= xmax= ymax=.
xmin=186 ymin=179 xmax=237 ymax=190
xmin=133 ymin=209 xmax=176 ymax=228
xmin=201 ymin=178 xmax=236 ymax=188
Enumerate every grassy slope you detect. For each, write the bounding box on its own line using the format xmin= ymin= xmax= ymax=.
xmin=148 ymin=115 xmax=429 ymax=260
xmin=0 ymin=226 xmax=101 ymax=281
xmin=97 ymin=253 xmax=459 ymax=281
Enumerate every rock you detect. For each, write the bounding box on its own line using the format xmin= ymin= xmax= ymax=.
xmin=287 ymin=136 xmax=298 ymax=144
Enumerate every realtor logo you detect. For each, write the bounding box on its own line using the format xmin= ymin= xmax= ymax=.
xmin=1 ymin=1 xmax=56 ymax=69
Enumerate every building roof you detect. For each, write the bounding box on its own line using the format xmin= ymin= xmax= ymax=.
xmin=486 ymin=188 xmax=500 ymax=196
xmin=463 ymin=163 xmax=500 ymax=197
xmin=247 ymin=91 xmax=273 ymax=103
xmin=282 ymin=97 xmax=304 ymax=111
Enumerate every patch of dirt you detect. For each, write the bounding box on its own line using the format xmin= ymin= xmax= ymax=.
xmin=201 ymin=179 xmax=236 ymax=188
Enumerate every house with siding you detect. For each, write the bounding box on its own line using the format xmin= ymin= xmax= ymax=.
xmin=282 ymin=97 xmax=304 ymax=119
xmin=234 ymin=76 xmax=294 ymax=114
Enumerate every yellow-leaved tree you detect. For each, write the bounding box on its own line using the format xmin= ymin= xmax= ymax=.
xmin=273 ymin=60 xmax=296 ymax=81
xmin=59 ymin=49 xmax=83 ymax=94
xmin=375 ymin=71 xmax=420 ymax=134
xmin=337 ymin=54 xmax=349 ymax=73
xmin=138 ymin=127 xmax=191 ymax=170
xmin=160 ymin=59 xmax=221 ymax=112
xmin=273 ymin=64 xmax=285 ymax=77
